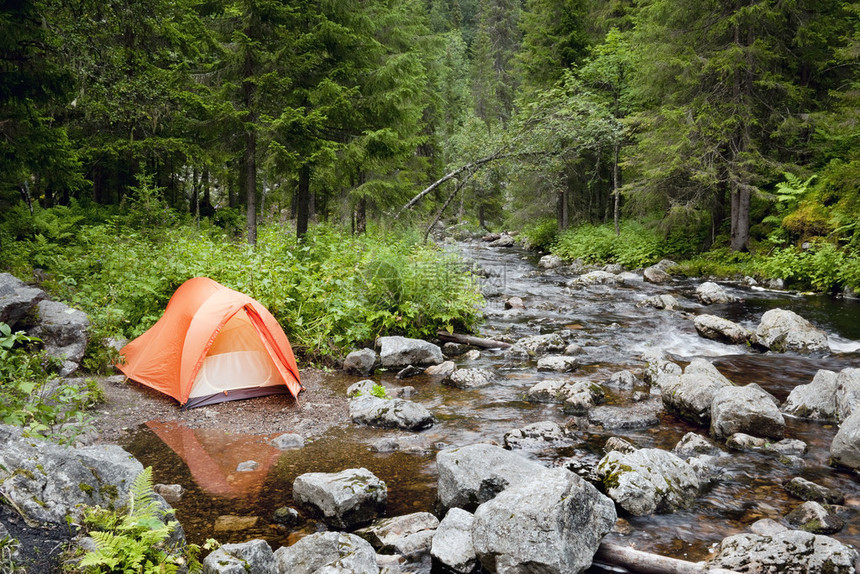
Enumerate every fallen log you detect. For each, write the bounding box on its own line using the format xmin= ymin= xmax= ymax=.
xmin=436 ymin=331 xmax=512 ymax=349
xmin=594 ymin=543 xmax=739 ymax=574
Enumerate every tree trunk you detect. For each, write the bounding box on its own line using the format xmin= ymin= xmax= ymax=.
xmin=479 ymin=204 xmax=486 ymax=229
xmin=355 ymin=196 xmax=367 ymax=235
xmin=436 ymin=331 xmax=512 ymax=349
xmin=244 ymin=128 xmax=257 ymax=245
xmin=594 ymin=543 xmax=739 ymax=574
xmin=730 ymin=185 xmax=750 ymax=251
xmin=613 ymin=142 xmax=621 ymax=236
xmin=296 ymin=164 xmax=311 ymax=238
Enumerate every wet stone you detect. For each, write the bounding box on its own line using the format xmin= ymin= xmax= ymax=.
xmin=236 ymin=460 xmax=259 ymax=472
xmin=672 ymin=432 xmax=719 ymax=458
xmin=153 ymin=484 xmax=183 ymax=504
xmin=272 ymin=433 xmax=305 ymax=450
xmin=424 ymin=360 xmax=456 ymax=377
xmin=273 ymin=506 xmax=300 ymax=526
xmin=785 ymin=501 xmax=845 ymax=534
xmin=784 ymin=477 xmax=845 ymax=505
xmin=292 ymin=467 xmax=388 ymax=529
xmin=213 ymin=515 xmax=260 ymax=533
xmin=395 ymin=365 xmax=424 ymax=380
xmin=604 ymin=436 xmax=638 ymax=454
xmin=503 ymin=421 xmax=576 ymax=450
xmin=588 ymin=399 xmax=662 ymax=430
xmin=343 ymin=348 xmax=377 ymax=376
xmin=607 ymin=369 xmax=638 ymax=388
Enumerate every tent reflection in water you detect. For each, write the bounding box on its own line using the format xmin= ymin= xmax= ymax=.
xmin=117 ymin=277 xmax=303 ymax=409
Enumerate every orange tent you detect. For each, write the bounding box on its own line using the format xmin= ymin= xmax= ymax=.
xmin=118 ymin=277 xmax=303 ymax=409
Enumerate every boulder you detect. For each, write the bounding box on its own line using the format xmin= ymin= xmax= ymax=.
xmin=696 ymin=281 xmax=736 ymax=305
xmin=754 ymin=308 xmax=829 ymax=354
xmin=444 ymin=368 xmax=494 ymax=389
xmin=835 ymin=367 xmax=860 ymax=420
xmin=430 ymin=508 xmax=476 ymax=574
xmin=785 ymin=501 xmax=844 ymax=534
xmin=750 ymin=518 xmax=789 ymax=537
xmin=504 ymin=296 xmax=525 ymax=310
xmin=504 ymin=333 xmax=567 ymax=360
xmin=0 ymin=424 xmax=144 ymax=524
xmin=292 ymin=468 xmax=387 ymax=528
xmin=536 ymin=355 xmax=579 ymax=372
xmin=378 ymin=336 xmax=443 ymax=368
xmin=489 ymin=234 xmax=515 ymax=247
xmin=830 ymin=410 xmax=860 ymax=470
xmin=0 ymin=272 xmax=46 ymax=327
xmin=274 ymin=532 xmax=380 ymax=574
xmin=587 ymin=399 xmax=662 ymax=430
xmin=725 ymin=433 xmax=806 ymax=456
xmin=525 ymin=380 xmax=601 ymax=405
xmin=710 ymin=530 xmax=859 ymax=574
xmin=471 ymin=467 xmax=616 ymax=574
xmin=710 ymin=384 xmax=785 ymax=440
xmin=693 ymin=314 xmax=754 ymax=345
xmin=604 ymin=436 xmax=639 ymax=454
xmin=784 ymin=477 xmax=845 ymax=505
xmin=349 ymin=396 xmax=435 ymax=431
xmin=672 ymin=432 xmax=719 ymax=458
xmin=27 ymin=299 xmax=89 ymax=375
xmin=395 ymin=365 xmax=423 ymax=379
xmin=463 ymin=349 xmax=481 ymax=360
xmin=569 ymin=270 xmax=624 ymax=287
xmin=539 ymin=254 xmax=564 ymax=269
xmin=436 ymin=443 xmax=547 ymax=512
xmin=637 ymin=294 xmax=679 ymax=310
xmin=343 ymin=348 xmax=378 ymax=376
xmin=642 ymin=350 xmax=682 ymax=387
xmin=442 ymin=342 xmax=473 ymax=356
xmin=596 ymin=448 xmax=700 ymax=515
xmin=660 ymin=358 xmax=733 ymax=426
xmin=356 ymin=512 xmax=438 ymax=560
xmin=643 ymin=265 xmax=672 ymax=284
xmin=607 ymin=370 xmax=639 ymax=388
xmin=271 ymin=433 xmax=305 ymax=450
xmin=503 ymin=421 xmax=576 ymax=450
xmin=782 ymin=369 xmax=839 ymax=421
xmin=347 ymin=379 xmax=378 ymax=398
xmin=202 ymin=539 xmax=276 ymax=574
xmin=273 ymin=506 xmax=300 ymax=526
xmin=424 ymin=360 xmax=456 ymax=378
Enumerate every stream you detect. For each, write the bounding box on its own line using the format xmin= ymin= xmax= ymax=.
xmin=122 ymin=239 xmax=860 ymax=569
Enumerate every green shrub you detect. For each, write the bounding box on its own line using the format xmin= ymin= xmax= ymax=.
xmin=554 ymin=224 xmax=616 ymax=263
xmin=552 ymin=222 xmax=663 ymax=267
xmin=521 ymin=219 xmax=558 ymax=251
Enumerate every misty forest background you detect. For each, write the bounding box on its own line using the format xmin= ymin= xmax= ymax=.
xmin=1 ymin=0 xmax=859 ymax=361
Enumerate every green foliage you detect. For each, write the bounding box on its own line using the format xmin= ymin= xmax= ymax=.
xmin=370 ymin=384 xmax=390 ymax=399
xmin=3 ymin=211 xmax=483 ymax=364
xmin=75 ymin=467 xmax=212 ymax=574
xmin=758 ymin=242 xmax=859 ymax=292
xmin=0 ymin=534 xmax=23 ymax=574
xmin=553 ymin=221 xmax=663 ymax=267
xmin=520 ymin=219 xmax=558 ymax=251
xmin=0 ymin=323 xmax=99 ymax=445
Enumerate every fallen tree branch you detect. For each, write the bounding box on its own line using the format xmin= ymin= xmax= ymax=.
xmin=423 ymin=172 xmax=471 ymax=243
xmin=436 ymin=331 xmax=512 ymax=349
xmin=594 ymin=543 xmax=739 ymax=574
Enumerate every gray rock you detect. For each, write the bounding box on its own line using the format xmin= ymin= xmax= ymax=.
xmin=431 ymin=508 xmax=476 ymax=574
xmin=472 ymin=467 xmax=616 ymax=574
xmin=835 ymin=367 xmax=860 ymax=420
xmin=272 ymin=433 xmax=305 ymax=450
xmin=642 ymin=351 xmax=682 ymax=387
xmin=203 ymin=539 xmax=276 ymax=574
xmin=349 ymin=395 xmax=435 ymax=431
xmin=785 ymin=501 xmax=844 ymax=534
xmin=711 ymin=384 xmax=785 ymax=440
xmin=749 ymin=518 xmax=789 ymax=537
xmin=489 ymin=234 xmax=515 ymax=247
xmin=442 ymin=342 xmax=472 ymax=356
xmin=725 ymin=433 xmax=807 ymax=456
xmin=608 ymin=370 xmax=639 ymax=387
xmin=830 ymin=410 xmax=860 ymax=470
xmin=356 ymin=512 xmax=438 ymax=559
xmin=564 ymin=343 xmax=583 ymax=356
xmin=463 ymin=349 xmax=481 ymax=360
xmin=395 ymin=365 xmax=424 ymax=379
xmin=0 ymin=424 xmax=143 ymax=524
xmin=710 ymin=530 xmax=859 ymax=574
xmin=504 ymin=296 xmax=525 ymax=310
xmin=569 ymin=270 xmax=624 ymax=286
xmin=424 ymin=360 xmax=456 ymax=377
xmin=504 ymin=333 xmax=567 ymax=360
xmin=536 ymin=355 xmax=579 ymax=372
xmin=389 ymin=386 xmax=415 ymax=399
xmin=0 ymin=272 xmax=46 ymax=327
xmin=755 ymin=308 xmax=829 ymax=354
xmin=603 ymin=263 xmax=624 ymax=274
xmin=637 ymin=294 xmax=680 ymax=310
xmin=436 ymin=443 xmax=547 ymax=512
xmin=445 ymin=368 xmax=493 ymax=389
xmin=587 ymin=399 xmax=662 ymax=430
xmin=27 ymin=299 xmax=89 ymax=375
xmin=503 ymin=421 xmax=575 ymax=450
xmin=782 ymin=369 xmax=839 ymax=421
xmin=273 ymin=506 xmax=300 ymax=526
xmin=539 ymin=254 xmax=564 ymax=269
xmin=673 ymin=432 xmax=719 ymax=458
xmin=596 ymin=448 xmax=700 ymax=515
xmin=784 ymin=477 xmax=845 ymax=505
xmin=343 ymin=348 xmax=378 ymax=376
xmin=660 ymin=358 xmax=733 ymax=426
xmin=654 ymin=259 xmax=677 ymax=272
xmin=378 ymin=336 xmax=443 ymax=368
xmin=347 ymin=379 xmax=377 ymax=398
xmin=153 ymin=483 xmax=183 ymax=504
xmin=643 ymin=265 xmax=672 ymax=284
xmin=236 ymin=460 xmax=259 ymax=472
xmin=696 ymin=281 xmax=736 ymax=305
xmin=274 ymin=532 xmax=380 ymax=574
xmin=293 ymin=468 xmax=388 ymax=528
xmin=525 ymin=380 xmax=603 ymax=408
xmin=604 ymin=436 xmax=639 ymax=454
xmin=693 ymin=314 xmax=755 ymax=345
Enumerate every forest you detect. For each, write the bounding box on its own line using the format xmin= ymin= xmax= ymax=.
xmin=1 ymin=0 xmax=859 ymax=360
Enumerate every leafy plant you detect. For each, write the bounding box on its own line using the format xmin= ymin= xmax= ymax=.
xmin=0 ymin=535 xmax=24 ymax=574
xmin=370 ymin=384 xmax=390 ymax=399
xmin=74 ymin=467 xmax=209 ymax=574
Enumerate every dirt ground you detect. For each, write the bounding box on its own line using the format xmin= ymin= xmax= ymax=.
xmin=88 ymin=368 xmax=351 ymax=444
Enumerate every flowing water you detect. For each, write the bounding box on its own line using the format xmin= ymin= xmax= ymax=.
xmin=122 ymin=239 xmax=860 ymax=568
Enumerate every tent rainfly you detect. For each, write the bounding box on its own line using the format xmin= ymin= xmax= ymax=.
xmin=117 ymin=277 xmax=303 ymax=409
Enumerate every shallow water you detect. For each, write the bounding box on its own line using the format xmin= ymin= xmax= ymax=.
xmin=123 ymin=239 xmax=860 ymax=567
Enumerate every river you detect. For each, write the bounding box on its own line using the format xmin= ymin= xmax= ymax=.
xmin=123 ymin=238 xmax=860 ymax=570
